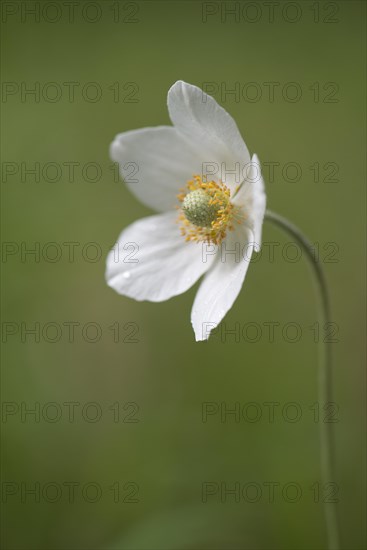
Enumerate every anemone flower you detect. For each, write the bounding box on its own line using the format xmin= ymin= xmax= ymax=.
xmin=106 ymin=80 xmax=266 ymax=340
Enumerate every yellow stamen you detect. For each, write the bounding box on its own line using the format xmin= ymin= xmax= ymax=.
xmin=177 ymin=175 xmax=244 ymax=245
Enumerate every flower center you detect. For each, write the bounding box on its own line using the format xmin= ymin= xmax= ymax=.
xmin=177 ymin=175 xmax=243 ymax=245
xmin=182 ymin=188 xmax=225 ymax=228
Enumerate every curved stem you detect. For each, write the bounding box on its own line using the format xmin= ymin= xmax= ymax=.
xmin=265 ymin=209 xmax=340 ymax=550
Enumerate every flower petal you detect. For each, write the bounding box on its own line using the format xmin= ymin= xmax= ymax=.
xmin=233 ymin=154 xmax=266 ymax=252
xmin=110 ymin=126 xmax=202 ymax=212
xmin=191 ymin=225 xmax=254 ymax=341
xmin=167 ymin=81 xmax=251 ymax=192
xmin=106 ymin=212 xmax=214 ymax=302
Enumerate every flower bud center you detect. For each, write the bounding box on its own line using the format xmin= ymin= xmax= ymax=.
xmin=178 ymin=175 xmax=243 ymax=245
xmin=182 ymin=189 xmax=224 ymax=228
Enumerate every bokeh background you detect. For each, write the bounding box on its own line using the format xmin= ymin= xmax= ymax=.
xmin=1 ymin=1 xmax=366 ymax=549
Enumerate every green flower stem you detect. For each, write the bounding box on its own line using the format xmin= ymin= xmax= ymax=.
xmin=265 ymin=209 xmax=341 ymax=550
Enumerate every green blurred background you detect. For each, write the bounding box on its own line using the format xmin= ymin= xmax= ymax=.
xmin=1 ymin=1 xmax=366 ymax=548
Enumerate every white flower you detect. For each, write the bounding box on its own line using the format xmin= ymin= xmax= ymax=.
xmin=106 ymin=81 xmax=266 ymax=341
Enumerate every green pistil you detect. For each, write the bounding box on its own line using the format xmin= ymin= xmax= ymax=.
xmin=182 ymin=189 xmax=222 ymax=228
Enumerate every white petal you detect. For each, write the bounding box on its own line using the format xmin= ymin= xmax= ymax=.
xmin=110 ymin=126 xmax=202 ymax=212
xmin=191 ymin=226 xmax=254 ymax=341
xmin=106 ymin=212 xmax=214 ymax=302
xmin=233 ymin=154 xmax=266 ymax=252
xmin=167 ymin=81 xmax=251 ymax=192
